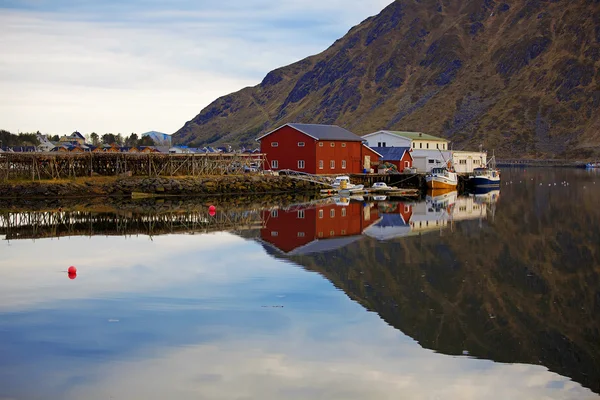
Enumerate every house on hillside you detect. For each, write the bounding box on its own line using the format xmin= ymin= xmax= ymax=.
xmin=370 ymin=147 xmax=413 ymax=173
xmin=37 ymin=134 xmax=55 ymax=152
xmin=59 ymin=131 xmax=86 ymax=146
xmin=257 ymin=123 xmax=381 ymax=174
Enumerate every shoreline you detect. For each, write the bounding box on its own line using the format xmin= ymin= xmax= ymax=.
xmin=0 ymin=175 xmax=321 ymax=200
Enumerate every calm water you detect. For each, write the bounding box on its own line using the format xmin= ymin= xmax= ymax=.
xmin=1 ymin=168 xmax=599 ymax=400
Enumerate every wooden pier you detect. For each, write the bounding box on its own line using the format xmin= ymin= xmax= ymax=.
xmin=0 ymin=152 xmax=266 ymax=181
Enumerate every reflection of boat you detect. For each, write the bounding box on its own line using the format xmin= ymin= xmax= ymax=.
xmin=426 ymin=189 xmax=458 ymax=210
xmin=586 ymin=162 xmax=600 ymax=168
xmin=472 ymin=189 xmax=500 ymax=204
xmin=426 ymin=167 xmax=457 ymax=189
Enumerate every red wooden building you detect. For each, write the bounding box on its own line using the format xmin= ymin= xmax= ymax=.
xmin=370 ymin=147 xmax=413 ymax=173
xmin=257 ymin=123 xmax=381 ymax=175
xmin=260 ymin=202 xmax=380 ymax=255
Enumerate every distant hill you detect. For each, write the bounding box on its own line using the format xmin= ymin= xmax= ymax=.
xmin=173 ymin=0 xmax=600 ymax=159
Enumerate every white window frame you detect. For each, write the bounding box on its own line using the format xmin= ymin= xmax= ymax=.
xmin=271 ymin=160 xmax=278 ymax=169
xmin=297 ymin=232 xmax=305 ymax=237
xmin=271 ymin=142 xmax=278 ymax=147
xmin=298 ymin=142 xmax=305 ymax=147
xmin=330 ymin=209 xmax=335 ymax=218
xmin=330 ymin=142 xmax=335 ymax=147
xmin=319 ymin=160 xmax=324 ymax=169
xmin=319 ymin=142 xmax=324 ymax=147
xmin=271 ymin=210 xmax=278 ymax=218
xmin=297 ymin=210 xmax=305 ymax=219
xmin=341 ymin=208 xmax=346 ymax=217
xmin=404 ymin=161 xmax=409 ymax=168
xmin=341 ymin=160 xmax=346 ymax=169
xmin=298 ymin=160 xmax=305 ymax=169
xmin=271 ymin=231 xmax=278 ymax=237
xmin=318 ymin=209 xmax=324 ymax=219
xmin=330 ymin=160 xmax=335 ymax=169
xmin=341 ymin=143 xmax=346 ymax=148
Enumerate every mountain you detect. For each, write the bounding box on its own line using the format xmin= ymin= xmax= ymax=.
xmin=173 ymin=0 xmax=600 ymax=159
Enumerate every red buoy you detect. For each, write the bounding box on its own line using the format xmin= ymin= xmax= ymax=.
xmin=208 ymin=205 xmax=216 ymax=212
xmin=208 ymin=205 xmax=216 ymax=216
xmin=68 ymin=272 xmax=77 ymax=280
xmin=68 ymin=266 xmax=77 ymax=274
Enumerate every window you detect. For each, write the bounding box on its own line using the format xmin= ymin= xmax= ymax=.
xmin=297 ymin=232 xmax=305 ymax=237
xmin=341 ymin=143 xmax=346 ymax=148
xmin=271 ymin=142 xmax=278 ymax=147
xmin=297 ymin=210 xmax=305 ymax=219
xmin=383 ymin=142 xmax=387 ymax=147
xmin=341 ymin=208 xmax=346 ymax=217
xmin=404 ymin=161 xmax=410 ymax=168
xmin=459 ymin=159 xmax=467 ymax=164
xmin=443 ymin=144 xmax=446 ymax=150
xmin=318 ymin=209 xmax=324 ymax=219
xmin=271 ymin=231 xmax=278 ymax=237
xmin=428 ymin=159 xmax=435 ymax=164
xmin=318 ymin=232 xmax=323 ymax=238
xmin=298 ymin=160 xmax=305 ymax=169
xmin=341 ymin=229 xmax=346 ymax=235
xmin=341 ymin=160 xmax=346 ymax=169
xmin=413 ymin=142 xmax=416 ymax=148
xmin=271 ymin=210 xmax=278 ymax=218
xmin=331 ymin=142 xmax=335 ymax=147
xmin=298 ymin=142 xmax=305 ymax=147
xmin=330 ymin=160 xmax=335 ymax=169
xmin=420 ymin=143 xmax=422 ymax=148
xmin=330 ymin=209 xmax=335 ymax=218
xmin=330 ymin=230 xmax=335 ymax=236
xmin=319 ymin=142 xmax=324 ymax=147
xmin=378 ymin=142 xmax=381 ymax=147
xmin=426 ymin=143 xmax=429 ymax=149
xmin=271 ymin=160 xmax=278 ymax=169
xmin=436 ymin=143 xmax=439 ymax=149
xmin=319 ymin=160 xmax=324 ymax=169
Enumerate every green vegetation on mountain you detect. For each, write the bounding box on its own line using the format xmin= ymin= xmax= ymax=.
xmin=174 ymin=0 xmax=600 ymax=158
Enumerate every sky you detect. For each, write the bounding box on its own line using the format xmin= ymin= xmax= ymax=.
xmin=0 ymin=0 xmax=393 ymax=137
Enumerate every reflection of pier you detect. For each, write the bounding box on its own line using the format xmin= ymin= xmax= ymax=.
xmin=0 ymin=209 xmax=265 ymax=240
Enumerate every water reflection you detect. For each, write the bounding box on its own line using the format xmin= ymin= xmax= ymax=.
xmin=0 ymin=168 xmax=599 ymax=399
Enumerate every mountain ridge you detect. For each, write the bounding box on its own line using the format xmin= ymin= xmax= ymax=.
xmin=174 ymin=0 xmax=600 ymax=158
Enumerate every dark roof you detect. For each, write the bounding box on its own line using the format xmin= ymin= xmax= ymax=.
xmin=370 ymin=147 xmax=412 ymax=161
xmin=71 ymin=131 xmax=85 ymax=139
xmin=257 ymin=123 xmax=364 ymax=142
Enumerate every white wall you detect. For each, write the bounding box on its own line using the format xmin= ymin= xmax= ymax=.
xmin=362 ymin=132 xmax=411 ymax=148
xmin=452 ymin=151 xmax=487 ymax=173
xmin=411 ymin=150 xmax=452 ymax=173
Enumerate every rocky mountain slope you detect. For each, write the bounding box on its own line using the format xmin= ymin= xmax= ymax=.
xmin=174 ymin=0 xmax=600 ymax=158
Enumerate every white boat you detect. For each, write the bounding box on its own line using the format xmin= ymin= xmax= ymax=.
xmin=426 ymin=167 xmax=458 ymax=190
xmin=332 ymin=176 xmax=364 ymax=191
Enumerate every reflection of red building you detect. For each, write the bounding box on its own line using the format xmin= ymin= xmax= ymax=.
xmin=374 ymin=201 xmax=413 ymax=222
xmin=261 ymin=202 xmax=380 ymax=254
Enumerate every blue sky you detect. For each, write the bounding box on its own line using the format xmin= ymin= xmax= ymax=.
xmin=0 ymin=0 xmax=392 ymax=136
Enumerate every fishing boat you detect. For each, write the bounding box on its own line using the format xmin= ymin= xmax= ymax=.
xmin=469 ymin=167 xmax=500 ymax=187
xmin=426 ymin=167 xmax=458 ymax=189
xmin=468 ymin=153 xmax=500 ymax=188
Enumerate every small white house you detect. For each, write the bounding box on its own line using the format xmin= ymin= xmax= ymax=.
xmin=37 ymin=134 xmax=56 ymax=152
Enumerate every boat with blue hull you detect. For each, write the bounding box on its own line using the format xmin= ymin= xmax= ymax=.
xmin=470 ymin=168 xmax=501 ymax=187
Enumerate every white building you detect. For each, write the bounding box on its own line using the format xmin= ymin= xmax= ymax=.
xmin=36 ymin=134 xmax=56 ymax=152
xmin=362 ymin=130 xmax=486 ymax=173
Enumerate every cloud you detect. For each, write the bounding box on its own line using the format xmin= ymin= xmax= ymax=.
xmin=0 ymin=1 xmax=392 ymax=135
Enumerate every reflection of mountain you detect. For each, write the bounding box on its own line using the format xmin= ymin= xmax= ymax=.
xmin=276 ymin=180 xmax=600 ymax=393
